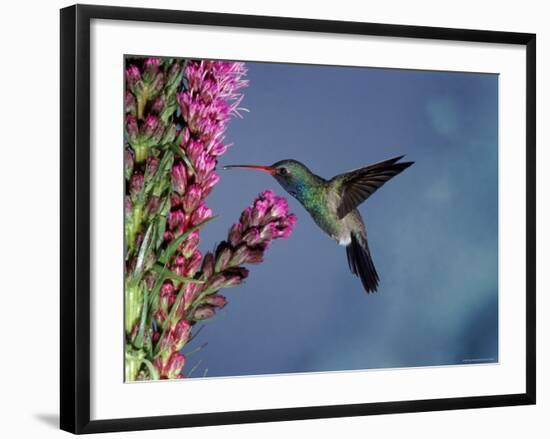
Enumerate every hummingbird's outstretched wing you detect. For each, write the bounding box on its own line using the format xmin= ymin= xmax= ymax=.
xmin=332 ymin=155 xmax=414 ymax=219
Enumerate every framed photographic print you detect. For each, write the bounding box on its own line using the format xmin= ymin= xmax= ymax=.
xmin=60 ymin=4 xmax=536 ymax=434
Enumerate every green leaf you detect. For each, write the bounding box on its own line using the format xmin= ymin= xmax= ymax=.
xmin=158 ymin=216 xmax=217 ymax=265
xmin=186 ymin=359 xmax=202 ymax=378
xmin=133 ymin=279 xmax=149 ymax=349
xmin=146 ymin=150 xmax=174 ymax=195
xmin=155 ymin=214 xmax=167 ymax=250
xmin=151 ymin=264 xmax=204 ymax=285
xmin=170 ymin=144 xmax=196 ymax=176
xmin=141 ymin=358 xmax=160 ymax=381
xmin=154 ymin=284 xmax=188 ymax=355
xmin=132 ymin=222 xmax=154 ymax=283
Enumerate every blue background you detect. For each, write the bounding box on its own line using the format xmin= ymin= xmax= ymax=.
xmin=183 ymin=61 xmax=498 ymax=378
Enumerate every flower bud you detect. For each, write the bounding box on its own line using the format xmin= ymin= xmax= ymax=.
xmin=242 ymin=227 xmax=262 ymax=246
xmin=167 ymin=210 xmax=186 ymax=236
xmin=193 ymin=305 xmax=216 ymax=321
xmin=190 ymin=203 xmax=212 ymax=226
xmin=126 ymin=115 xmax=139 ymax=143
xmin=145 ymin=195 xmax=161 ymax=218
xmin=223 ymin=273 xmax=245 ymax=287
xmin=185 ymin=250 xmax=202 ymax=277
xmin=202 ymin=172 xmax=220 ymax=191
xmin=214 ymin=243 xmax=232 ymax=272
xmin=201 ymin=253 xmax=215 ymax=278
xmin=125 ymin=64 xmax=141 ymax=87
xmin=251 ymin=200 xmax=269 ymax=226
xmin=184 ymin=283 xmax=199 ymax=304
xmin=206 ymin=273 xmax=226 ymax=292
xmin=153 ymin=309 xmax=167 ymax=327
xmin=124 ymin=196 xmax=133 ymax=222
xmin=172 ymin=320 xmax=192 ymax=351
xmin=239 ymin=206 xmax=253 ymax=229
xmin=245 ymin=249 xmax=264 ymax=264
xmin=124 ymin=148 xmax=134 ymax=181
xmin=151 ymin=72 xmax=164 ymax=95
xmin=205 ymin=294 xmax=227 ymax=308
xmin=229 ymin=244 xmax=248 ymax=266
xmin=182 ymin=184 xmax=202 ymax=213
xmin=228 ymin=223 xmax=242 ymax=247
xmin=125 ymin=91 xmax=136 ymax=115
xmin=143 ymin=115 xmax=159 ymax=139
xmin=159 ymin=282 xmax=175 ymax=313
xmin=144 ymin=155 xmax=159 ymax=183
xmin=144 ymin=57 xmax=161 ymax=72
xmin=209 ymin=140 xmax=228 ymax=156
xmin=165 ymin=352 xmax=186 ymax=380
xmin=129 ymin=173 xmax=144 ymax=202
xmin=151 ymin=95 xmax=165 ymax=114
xmin=181 ymin=231 xmax=199 ymax=258
xmin=171 ymin=161 xmax=187 ymax=195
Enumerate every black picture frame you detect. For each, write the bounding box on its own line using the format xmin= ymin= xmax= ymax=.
xmin=60 ymin=4 xmax=536 ymax=434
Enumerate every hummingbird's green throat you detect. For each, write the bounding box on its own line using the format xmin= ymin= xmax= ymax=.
xmin=223 ymin=156 xmax=414 ymax=294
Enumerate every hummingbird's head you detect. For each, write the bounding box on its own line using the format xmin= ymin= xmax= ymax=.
xmin=223 ymin=159 xmax=313 ymax=198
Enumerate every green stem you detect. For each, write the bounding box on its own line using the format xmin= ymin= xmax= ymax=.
xmin=134 ymin=144 xmax=148 ymax=164
xmin=133 ymin=283 xmax=149 ymax=349
xmin=125 ymin=283 xmax=142 ymax=335
xmin=125 ymin=346 xmax=143 ymax=381
xmin=126 ymin=202 xmax=143 ymax=257
xmin=142 ymin=358 xmax=160 ymax=381
xmin=136 ymin=92 xmax=148 ymax=120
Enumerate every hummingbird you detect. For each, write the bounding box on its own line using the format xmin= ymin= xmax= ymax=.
xmin=223 ymin=155 xmax=414 ymax=293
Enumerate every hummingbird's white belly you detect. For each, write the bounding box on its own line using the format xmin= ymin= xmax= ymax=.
xmin=337 ymin=235 xmax=352 ymax=246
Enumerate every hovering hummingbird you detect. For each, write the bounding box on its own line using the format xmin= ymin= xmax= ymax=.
xmin=223 ymin=156 xmax=414 ymax=293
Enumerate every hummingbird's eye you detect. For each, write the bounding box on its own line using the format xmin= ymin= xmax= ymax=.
xmin=278 ymin=167 xmax=288 ymax=176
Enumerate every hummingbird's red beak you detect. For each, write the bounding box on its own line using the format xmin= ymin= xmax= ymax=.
xmin=223 ymin=164 xmax=276 ymax=175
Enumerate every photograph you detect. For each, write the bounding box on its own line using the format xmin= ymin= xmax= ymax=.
xmin=123 ymin=56 xmax=499 ymax=382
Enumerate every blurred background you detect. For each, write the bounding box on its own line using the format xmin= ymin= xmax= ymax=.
xmin=184 ymin=60 xmax=498 ymax=378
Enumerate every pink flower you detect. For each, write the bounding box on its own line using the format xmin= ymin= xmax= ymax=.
xmin=190 ymin=202 xmax=212 ymax=225
xmin=182 ymin=184 xmax=202 ymax=213
xmin=167 ymin=210 xmax=186 ymax=235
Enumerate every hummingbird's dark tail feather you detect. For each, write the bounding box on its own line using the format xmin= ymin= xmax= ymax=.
xmin=346 ymin=233 xmax=379 ymax=293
